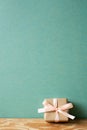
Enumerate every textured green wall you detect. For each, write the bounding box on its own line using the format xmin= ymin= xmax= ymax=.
xmin=0 ymin=0 xmax=87 ymax=118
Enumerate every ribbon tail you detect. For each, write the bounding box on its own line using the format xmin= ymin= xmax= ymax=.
xmin=38 ymin=106 xmax=53 ymax=113
xmin=38 ymin=108 xmax=45 ymax=113
xmin=58 ymin=109 xmax=75 ymax=120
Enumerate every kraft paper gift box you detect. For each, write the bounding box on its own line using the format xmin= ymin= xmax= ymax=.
xmin=38 ymin=98 xmax=75 ymax=122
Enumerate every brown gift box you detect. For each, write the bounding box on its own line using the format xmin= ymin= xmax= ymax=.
xmin=44 ymin=98 xmax=69 ymax=122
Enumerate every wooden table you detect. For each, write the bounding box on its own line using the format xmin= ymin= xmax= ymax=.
xmin=0 ymin=118 xmax=87 ymax=130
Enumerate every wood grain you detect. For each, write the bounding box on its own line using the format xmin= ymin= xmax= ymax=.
xmin=0 ymin=118 xmax=86 ymax=130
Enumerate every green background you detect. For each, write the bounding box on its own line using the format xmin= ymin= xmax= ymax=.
xmin=0 ymin=0 xmax=87 ymax=118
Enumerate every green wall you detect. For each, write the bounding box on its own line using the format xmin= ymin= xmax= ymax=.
xmin=0 ymin=0 xmax=87 ymax=118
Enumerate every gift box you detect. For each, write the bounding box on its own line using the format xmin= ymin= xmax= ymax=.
xmin=38 ymin=98 xmax=75 ymax=122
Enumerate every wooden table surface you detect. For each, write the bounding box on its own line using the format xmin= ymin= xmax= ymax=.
xmin=0 ymin=118 xmax=87 ymax=130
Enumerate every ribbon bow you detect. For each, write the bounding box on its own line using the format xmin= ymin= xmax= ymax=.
xmin=38 ymin=99 xmax=75 ymax=121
